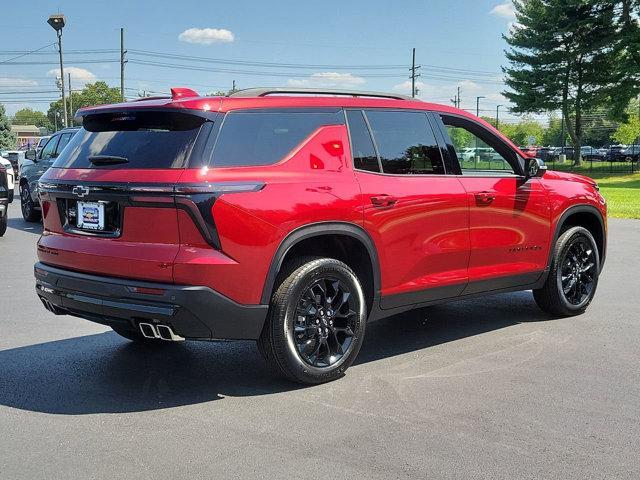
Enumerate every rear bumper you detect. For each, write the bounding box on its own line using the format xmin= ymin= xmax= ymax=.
xmin=34 ymin=262 xmax=268 ymax=340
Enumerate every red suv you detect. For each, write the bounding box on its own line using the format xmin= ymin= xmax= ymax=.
xmin=35 ymin=87 xmax=607 ymax=384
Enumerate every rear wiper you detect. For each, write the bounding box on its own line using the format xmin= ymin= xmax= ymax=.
xmin=88 ymin=155 xmax=129 ymax=165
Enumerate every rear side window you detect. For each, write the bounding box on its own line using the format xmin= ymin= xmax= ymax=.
xmin=55 ymin=133 xmax=73 ymax=155
xmin=211 ymin=110 xmax=344 ymax=167
xmin=346 ymin=110 xmax=380 ymax=173
xmin=365 ymin=110 xmax=445 ymax=175
xmin=53 ymin=111 xmax=205 ymax=169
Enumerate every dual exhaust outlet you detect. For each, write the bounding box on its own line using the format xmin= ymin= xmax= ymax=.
xmin=139 ymin=322 xmax=184 ymax=342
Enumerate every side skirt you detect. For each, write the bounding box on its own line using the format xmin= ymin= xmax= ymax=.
xmin=369 ymin=270 xmax=547 ymax=322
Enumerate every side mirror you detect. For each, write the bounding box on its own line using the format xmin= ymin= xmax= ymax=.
xmin=525 ymin=157 xmax=547 ymax=178
xmin=25 ymin=149 xmax=37 ymax=161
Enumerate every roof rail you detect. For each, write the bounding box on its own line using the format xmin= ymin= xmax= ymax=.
xmin=229 ymin=87 xmax=415 ymax=101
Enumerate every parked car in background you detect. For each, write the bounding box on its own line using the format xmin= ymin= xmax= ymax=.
xmin=20 ymin=127 xmax=80 ymax=222
xmin=1 ymin=150 xmax=24 ymax=177
xmin=33 ymin=87 xmax=607 ymax=384
xmin=581 ymin=146 xmax=606 ymax=161
xmin=607 ymin=144 xmax=640 ymax=162
xmin=536 ymin=146 xmax=554 ymax=161
xmin=0 ymin=157 xmax=15 ymax=203
xmin=548 ymin=146 xmax=575 ymax=161
xmin=519 ymin=146 xmax=538 ymax=157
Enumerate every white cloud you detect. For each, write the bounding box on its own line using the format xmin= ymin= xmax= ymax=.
xmin=47 ymin=66 xmax=96 ymax=87
xmin=490 ymin=1 xmax=516 ymax=19
xmin=287 ymin=72 xmax=366 ymax=88
xmin=0 ymin=77 xmax=38 ymax=87
xmin=178 ymin=28 xmax=235 ymax=45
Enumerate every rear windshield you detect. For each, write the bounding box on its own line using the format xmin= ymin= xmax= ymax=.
xmin=52 ymin=111 xmax=206 ymax=169
xmin=211 ymin=109 xmax=344 ymax=167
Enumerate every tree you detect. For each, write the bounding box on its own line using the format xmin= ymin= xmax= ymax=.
xmin=503 ymin=0 xmax=636 ymax=164
xmin=612 ymin=98 xmax=640 ymax=144
xmin=497 ymin=117 xmax=545 ymax=146
xmin=47 ymin=81 xmax=122 ymax=128
xmin=13 ymin=108 xmax=52 ymax=131
xmin=0 ymin=104 xmax=17 ymax=149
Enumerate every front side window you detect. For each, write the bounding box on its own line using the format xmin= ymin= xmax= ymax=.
xmin=211 ymin=110 xmax=344 ymax=167
xmin=53 ymin=111 xmax=206 ymax=169
xmin=365 ymin=110 xmax=445 ymax=175
xmin=40 ymin=135 xmax=60 ymax=160
xmin=441 ymin=115 xmax=521 ymax=175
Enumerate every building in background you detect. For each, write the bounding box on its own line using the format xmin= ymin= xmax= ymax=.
xmin=10 ymin=125 xmax=42 ymax=149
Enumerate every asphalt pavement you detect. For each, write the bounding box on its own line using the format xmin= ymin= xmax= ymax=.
xmin=1 ymin=194 xmax=638 ymax=479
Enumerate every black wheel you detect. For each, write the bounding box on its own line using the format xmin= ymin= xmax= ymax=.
xmin=533 ymin=226 xmax=600 ymax=317
xmin=20 ymin=183 xmax=41 ymax=222
xmin=258 ymin=257 xmax=367 ymax=384
xmin=0 ymin=216 xmax=6 ymax=237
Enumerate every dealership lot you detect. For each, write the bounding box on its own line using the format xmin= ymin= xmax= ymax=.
xmin=0 ymin=198 xmax=638 ymax=479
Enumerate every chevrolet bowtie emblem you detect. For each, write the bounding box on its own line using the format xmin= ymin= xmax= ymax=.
xmin=72 ymin=185 xmax=90 ymax=198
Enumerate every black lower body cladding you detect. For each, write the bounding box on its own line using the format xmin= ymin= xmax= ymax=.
xmin=34 ymin=262 xmax=268 ymax=340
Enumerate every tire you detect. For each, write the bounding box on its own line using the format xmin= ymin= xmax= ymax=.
xmin=533 ymin=226 xmax=600 ymax=317
xmin=258 ymin=257 xmax=367 ymax=384
xmin=20 ymin=183 xmax=41 ymax=222
xmin=0 ymin=216 xmax=6 ymax=237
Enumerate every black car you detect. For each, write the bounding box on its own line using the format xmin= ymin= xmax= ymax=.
xmin=20 ymin=127 xmax=80 ymax=222
xmin=606 ymin=145 xmax=640 ymax=162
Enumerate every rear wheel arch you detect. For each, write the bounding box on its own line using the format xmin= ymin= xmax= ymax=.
xmin=261 ymin=222 xmax=380 ymax=314
xmin=552 ymin=205 xmax=605 ymax=271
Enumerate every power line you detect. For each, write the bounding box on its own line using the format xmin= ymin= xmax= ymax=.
xmin=0 ymin=42 xmax=56 ymax=65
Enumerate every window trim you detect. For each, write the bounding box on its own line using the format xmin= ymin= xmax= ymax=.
xmin=54 ymin=133 xmax=73 ymax=157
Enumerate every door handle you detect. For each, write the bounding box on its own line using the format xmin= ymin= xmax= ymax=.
xmin=370 ymin=195 xmax=397 ymax=208
xmin=474 ymin=191 xmax=495 ymax=205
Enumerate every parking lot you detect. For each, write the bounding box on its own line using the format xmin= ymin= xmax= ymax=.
xmin=1 ymin=196 xmax=639 ymax=479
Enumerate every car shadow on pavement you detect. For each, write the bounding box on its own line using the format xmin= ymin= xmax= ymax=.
xmin=7 ymin=217 xmax=43 ymax=235
xmin=0 ymin=291 xmax=550 ymax=415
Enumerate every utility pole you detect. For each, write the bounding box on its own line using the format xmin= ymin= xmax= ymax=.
xmin=456 ymin=86 xmax=461 ymax=108
xmin=409 ymin=48 xmax=421 ymax=98
xmin=120 ymin=27 xmax=126 ymax=101
xmin=496 ymin=104 xmax=503 ymax=130
xmin=475 ymin=96 xmax=485 ymax=168
xmin=68 ymin=72 xmax=73 ymax=125
xmin=232 ymin=80 xmax=236 ymax=92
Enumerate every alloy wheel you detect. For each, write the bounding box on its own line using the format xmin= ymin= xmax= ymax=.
xmin=293 ymin=277 xmax=357 ymax=368
xmin=559 ymin=238 xmax=596 ymax=306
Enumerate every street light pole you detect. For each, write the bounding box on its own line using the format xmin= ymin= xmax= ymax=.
xmin=48 ymin=14 xmax=67 ymax=128
xmin=496 ymin=104 xmax=503 ymax=130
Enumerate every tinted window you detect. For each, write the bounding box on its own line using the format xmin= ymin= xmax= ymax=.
xmin=346 ymin=110 xmax=380 ymax=173
xmin=212 ymin=110 xmax=344 ymax=167
xmin=53 ymin=111 xmax=205 ymax=169
xmin=55 ymin=133 xmax=73 ymax=155
xmin=365 ymin=111 xmax=444 ymax=175
xmin=40 ymin=135 xmax=60 ymax=160
xmin=441 ymin=114 xmax=519 ymax=174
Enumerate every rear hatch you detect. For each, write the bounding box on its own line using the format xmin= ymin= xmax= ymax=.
xmin=37 ymin=109 xmax=214 ymax=283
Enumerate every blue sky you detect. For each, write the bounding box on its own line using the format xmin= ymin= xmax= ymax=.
xmin=0 ymin=0 xmax=520 ymax=120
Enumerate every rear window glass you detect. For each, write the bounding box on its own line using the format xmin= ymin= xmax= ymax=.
xmin=52 ymin=111 xmax=205 ymax=169
xmin=211 ymin=110 xmax=344 ymax=167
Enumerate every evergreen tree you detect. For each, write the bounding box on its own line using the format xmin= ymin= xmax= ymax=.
xmin=503 ymin=0 xmax=634 ymax=164
xmin=0 ymin=104 xmax=16 ymax=150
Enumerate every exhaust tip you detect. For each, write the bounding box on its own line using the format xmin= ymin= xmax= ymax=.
xmin=139 ymin=322 xmax=158 ymax=339
xmin=156 ymin=324 xmax=184 ymax=342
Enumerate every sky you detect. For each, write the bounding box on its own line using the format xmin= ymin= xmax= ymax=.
xmin=0 ymin=0 xmax=524 ymax=122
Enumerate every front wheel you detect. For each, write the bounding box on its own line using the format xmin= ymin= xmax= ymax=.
xmin=20 ymin=183 xmax=41 ymax=222
xmin=0 ymin=215 xmax=6 ymax=237
xmin=258 ymin=257 xmax=367 ymax=384
xmin=533 ymin=226 xmax=600 ymax=317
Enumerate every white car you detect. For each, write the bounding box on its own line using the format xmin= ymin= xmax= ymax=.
xmin=0 ymin=156 xmax=15 ymax=203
